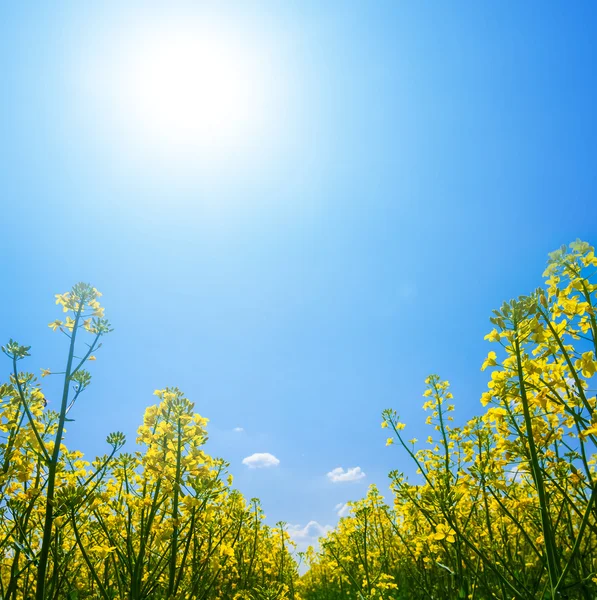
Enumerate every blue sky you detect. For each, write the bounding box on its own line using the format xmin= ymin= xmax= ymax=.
xmin=1 ymin=1 xmax=597 ymax=550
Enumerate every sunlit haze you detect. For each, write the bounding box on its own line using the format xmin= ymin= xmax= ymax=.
xmin=73 ymin=13 xmax=289 ymax=182
xmin=124 ymin=26 xmax=267 ymax=149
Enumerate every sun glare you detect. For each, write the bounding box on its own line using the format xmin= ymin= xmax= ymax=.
xmin=126 ymin=27 xmax=263 ymax=149
xmin=79 ymin=19 xmax=278 ymax=171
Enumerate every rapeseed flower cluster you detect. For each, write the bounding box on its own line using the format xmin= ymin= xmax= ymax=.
xmin=2 ymin=239 xmax=597 ymax=600
xmin=0 ymin=283 xmax=298 ymax=600
xmin=299 ymin=240 xmax=597 ymax=599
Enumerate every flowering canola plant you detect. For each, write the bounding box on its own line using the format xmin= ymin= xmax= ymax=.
xmin=1 ymin=240 xmax=597 ymax=599
xmin=299 ymin=240 xmax=597 ymax=600
xmin=0 ymin=284 xmax=298 ymax=600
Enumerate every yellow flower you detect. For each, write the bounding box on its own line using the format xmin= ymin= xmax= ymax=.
xmin=579 ymin=424 xmax=597 ymax=440
xmin=381 ymin=421 xmax=388 ymax=428
xmin=481 ymin=351 xmax=498 ymax=371
xmin=484 ymin=329 xmax=501 ymax=342
xmin=88 ymin=355 xmax=97 ymax=361
xmin=575 ymin=351 xmax=596 ymax=378
xmin=385 ymin=437 xmax=394 ymax=446
xmin=41 ymin=368 xmax=51 ymax=378
xmin=91 ymin=545 xmax=116 ymax=561
xmin=433 ymin=523 xmax=456 ymax=543
xmin=48 ymin=320 xmax=63 ymax=331
xmin=480 ymin=392 xmax=492 ymax=407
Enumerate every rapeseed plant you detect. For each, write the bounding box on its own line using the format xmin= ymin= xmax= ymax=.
xmin=2 ymin=240 xmax=596 ymax=599
xmin=0 ymin=284 xmax=298 ymax=600
xmin=300 ymin=240 xmax=597 ymax=600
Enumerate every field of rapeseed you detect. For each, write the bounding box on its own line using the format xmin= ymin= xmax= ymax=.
xmin=1 ymin=286 xmax=297 ymax=600
xmin=298 ymin=241 xmax=597 ymax=600
xmin=1 ymin=239 xmax=596 ymax=600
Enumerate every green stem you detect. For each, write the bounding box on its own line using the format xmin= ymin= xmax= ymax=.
xmin=71 ymin=511 xmax=112 ymax=600
xmin=167 ymin=418 xmax=183 ymax=598
xmin=513 ymin=314 xmax=560 ymax=594
xmin=35 ymin=302 xmax=83 ymax=600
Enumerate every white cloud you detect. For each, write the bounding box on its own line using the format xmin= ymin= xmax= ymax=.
xmin=242 ymin=452 xmax=280 ymax=469
xmin=233 ymin=427 xmax=244 ymax=432
xmin=327 ymin=466 xmax=366 ymax=483
xmin=334 ymin=502 xmax=351 ymax=518
xmin=287 ymin=521 xmax=333 ymax=553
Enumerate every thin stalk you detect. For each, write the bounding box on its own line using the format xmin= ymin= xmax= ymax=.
xmin=513 ymin=314 xmax=561 ymax=594
xmin=35 ymin=300 xmax=83 ymax=600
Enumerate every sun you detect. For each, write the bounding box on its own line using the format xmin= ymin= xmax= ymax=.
xmin=71 ymin=11 xmax=299 ymax=191
xmin=78 ymin=18 xmax=277 ymax=169
xmin=123 ymin=24 xmax=265 ymax=152
xmin=124 ymin=23 xmax=269 ymax=156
